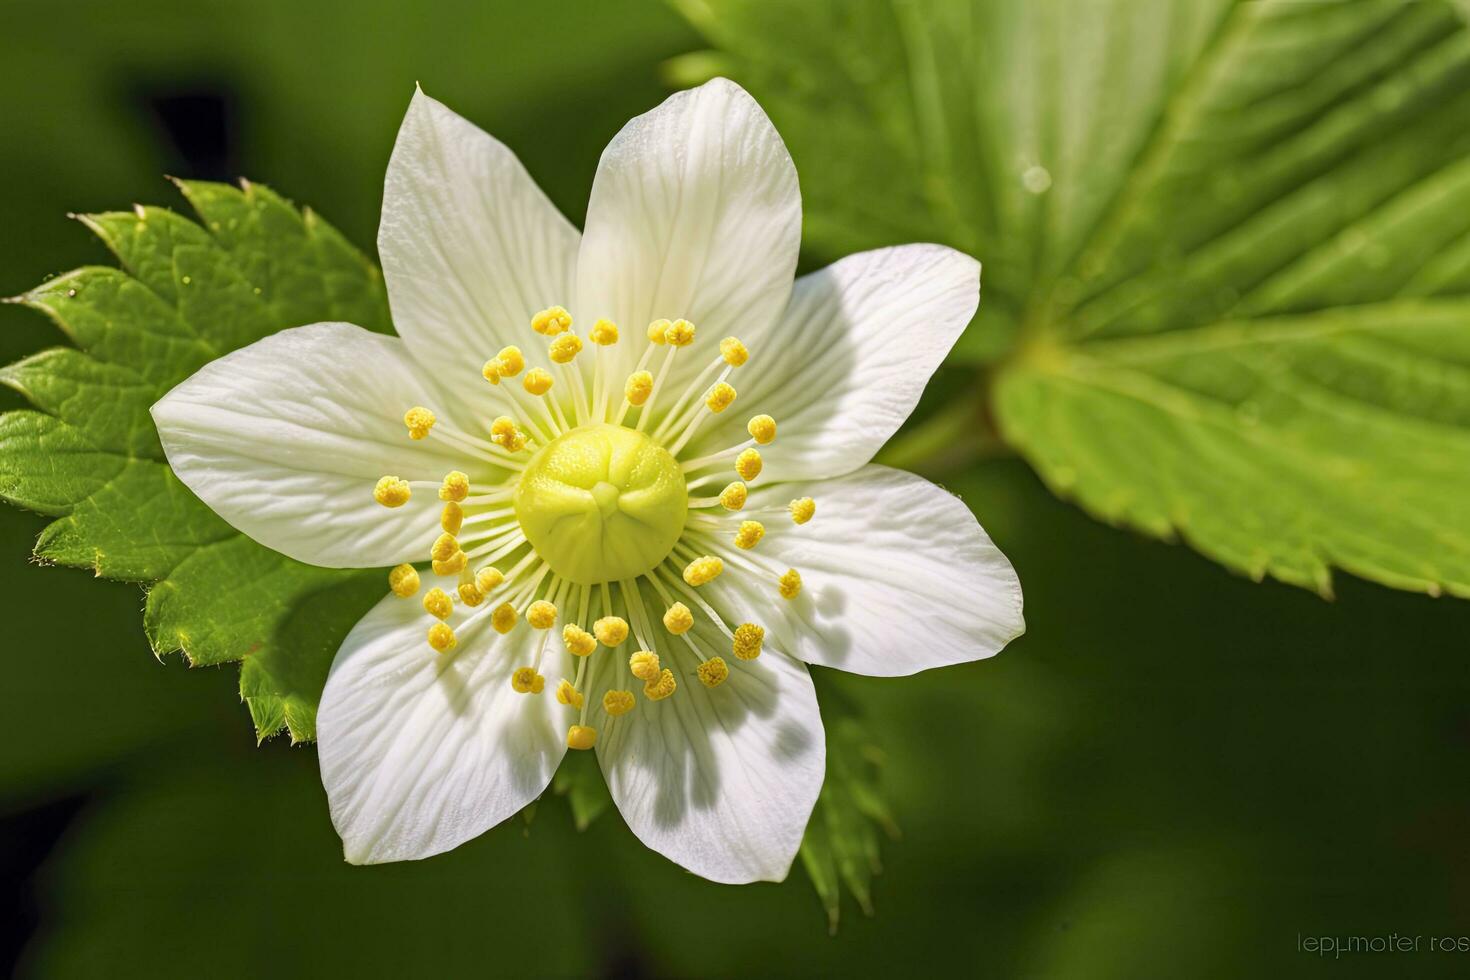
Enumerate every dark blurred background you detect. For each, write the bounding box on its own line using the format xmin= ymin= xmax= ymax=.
xmin=3 ymin=1 xmax=1469 ymax=977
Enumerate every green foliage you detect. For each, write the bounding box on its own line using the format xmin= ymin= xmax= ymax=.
xmin=678 ymin=0 xmax=1470 ymax=598
xmin=0 ymin=180 xmax=390 ymax=741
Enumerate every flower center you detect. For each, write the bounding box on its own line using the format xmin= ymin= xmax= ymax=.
xmin=513 ymin=422 xmax=688 ymax=585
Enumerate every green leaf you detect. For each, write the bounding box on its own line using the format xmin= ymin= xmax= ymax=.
xmin=550 ymin=746 xmax=615 ymax=831
xmin=0 ymin=182 xmax=390 ymax=741
xmin=681 ymin=0 xmax=1470 ymax=598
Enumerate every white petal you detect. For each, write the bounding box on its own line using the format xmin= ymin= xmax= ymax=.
xmin=380 ymin=87 xmax=581 ymax=388
xmin=152 ymin=321 xmax=480 ymax=568
xmin=576 ymin=78 xmax=801 ymax=383
xmin=685 ymin=245 xmax=980 ymax=482
xmin=593 ymin=613 xmax=824 ymax=884
xmin=704 ymin=465 xmax=1023 ymax=676
xmin=318 ymin=593 xmax=572 ymax=864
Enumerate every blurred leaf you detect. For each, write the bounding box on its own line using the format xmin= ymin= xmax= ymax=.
xmin=0 ymin=181 xmax=387 ymax=742
xmin=551 ymin=746 xmax=614 ymax=832
xmin=680 ymin=0 xmax=1470 ymax=599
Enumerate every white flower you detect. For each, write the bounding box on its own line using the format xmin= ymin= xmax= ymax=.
xmin=151 ymin=79 xmax=1024 ymax=884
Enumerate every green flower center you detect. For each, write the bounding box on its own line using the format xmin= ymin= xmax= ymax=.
xmin=513 ymin=423 xmax=688 ymax=585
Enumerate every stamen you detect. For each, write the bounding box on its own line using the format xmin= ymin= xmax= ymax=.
xmin=590 ymin=319 xmax=619 ymax=346
xmin=625 ymin=371 xmax=653 ymax=406
xmin=635 ymin=344 xmax=679 ymax=432
xmin=662 ymin=602 xmax=694 ymax=635
xmin=492 ymin=602 xmax=518 ymax=633
xmin=732 ymin=623 xmax=764 ymax=660
xmin=476 ymin=566 xmax=505 ymax=592
xmin=664 ymin=318 xmax=696 ymax=347
xmin=555 ymin=678 xmax=586 ymax=708
xmin=733 ymin=520 xmax=765 ymax=550
xmin=496 ymin=345 xmax=526 ymax=376
xmin=720 ymin=337 xmax=748 ymax=366
xmin=563 ymin=624 xmax=596 ymax=656
xmin=422 ymin=587 xmax=453 ymax=620
xmin=439 ymin=472 xmax=470 ymax=502
xmin=696 ymin=657 xmax=729 ymax=688
xmin=403 ymin=406 xmax=435 ymax=440
xmin=511 ymin=666 xmax=545 ymax=694
xmin=481 ymin=359 xmax=501 ymax=385
xmin=682 ymin=555 xmax=724 ymax=586
xmin=779 ymin=568 xmax=803 ymax=599
xmin=644 ymin=668 xmax=677 ymax=701
xmin=441 ymin=501 xmax=464 ymax=534
xmin=720 ymin=482 xmax=748 ymax=510
xmin=594 ymin=616 xmax=629 ymax=647
xmin=567 ymin=724 xmax=597 ymax=749
xmin=531 ymin=306 xmax=572 ymax=335
xmin=527 ymin=599 xmax=558 ymax=630
xmin=705 ymin=382 xmax=736 ymax=413
xmin=388 ymin=564 xmax=420 ymax=597
xmin=457 ymin=580 xmax=486 ymax=607
xmin=430 ymin=532 xmax=460 ymax=562
xmin=602 ymin=689 xmax=635 ymax=716
xmin=427 ymin=622 xmax=456 ymax=652
xmin=374 ymin=476 xmax=411 ymax=508
xmin=523 ymin=368 xmax=554 ymax=396
xmin=789 ymin=497 xmax=816 ymax=524
xmin=548 ymin=332 xmax=582 ymax=364
xmin=747 ymin=414 xmax=776 ymax=445
xmin=646 ymin=318 xmax=672 ymax=345
xmin=650 ymin=354 xmax=728 ymax=443
xmin=629 ymin=651 xmax=661 ymax=682
xmin=736 ymin=448 xmax=762 ymax=481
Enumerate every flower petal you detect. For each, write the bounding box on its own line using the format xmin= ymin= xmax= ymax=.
xmin=576 ymin=78 xmax=801 ymax=382
xmin=380 ymin=87 xmax=581 ymax=387
xmin=703 ymin=464 xmax=1023 ymax=676
xmin=318 ymin=592 xmax=571 ymax=864
xmin=685 ymin=245 xmax=980 ymax=482
xmin=152 ymin=321 xmax=482 ymax=568
xmin=593 ymin=611 xmax=824 ymax=884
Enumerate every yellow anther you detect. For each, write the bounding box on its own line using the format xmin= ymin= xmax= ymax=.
xmin=523 ymin=368 xmax=554 ymax=395
xmin=404 ymin=406 xmax=436 ymax=440
xmin=527 ymin=600 xmax=557 ymax=630
xmin=373 ymin=476 xmax=411 ymax=508
xmin=705 ymin=382 xmax=737 ymax=413
xmin=427 ymin=622 xmax=456 ymax=652
xmin=431 ymin=551 xmax=467 ymax=576
xmin=481 ymin=359 xmax=501 ymax=385
xmin=476 ymin=566 xmax=504 ymax=593
xmin=567 ymin=724 xmax=597 ymax=750
xmin=734 ymin=520 xmax=765 ymax=550
xmin=664 ymin=318 xmax=695 ymax=347
xmin=589 ymin=318 xmax=619 ymax=345
xmin=388 ymin=564 xmax=420 ymax=598
xmin=504 ymin=429 xmax=528 ymax=452
xmin=779 ymin=568 xmax=803 ymax=600
xmin=602 ymin=689 xmax=635 ymax=716
xmin=511 ymin=666 xmax=544 ymax=694
xmin=555 ymin=679 xmax=585 ymax=709
xmin=491 ymin=602 xmax=518 ymax=634
xmin=430 ymin=532 xmax=460 ymax=563
xmin=497 ymin=346 xmax=525 ymax=376
xmin=549 ymin=332 xmax=583 ymax=364
xmin=719 ymin=482 xmax=748 ymax=511
xmin=736 ymin=448 xmax=763 ymax=481
xmin=747 ymin=414 xmax=776 ymax=445
xmin=531 ymin=306 xmax=571 ymax=335
xmin=720 ymin=336 xmax=748 ymax=367
xmin=422 ymin=587 xmax=453 ymax=620
xmin=490 ymin=416 xmax=518 ymax=442
xmin=662 ymin=602 xmax=694 ymax=635
xmin=732 ymin=623 xmax=764 ymax=660
xmin=457 ymin=581 xmax=485 ymax=607
xmin=594 ymin=616 xmax=629 ymax=647
xmin=683 ymin=555 xmax=724 ymax=586
xmin=439 ymin=471 xmax=469 ymax=502
xmin=440 ymin=501 xmax=464 ymax=534
xmin=646 ymin=318 xmax=671 ymax=344
xmin=563 ymin=623 xmax=596 ymax=656
xmin=629 ymin=651 xmax=661 ymax=683
xmin=643 ymin=668 xmax=677 ymax=701
xmin=625 ymin=370 xmax=653 ymax=406
xmin=789 ymin=497 xmax=815 ymax=525
xmin=697 ymin=657 xmax=730 ymax=688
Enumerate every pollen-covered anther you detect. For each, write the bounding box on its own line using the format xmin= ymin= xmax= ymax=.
xmin=646 ymin=318 xmax=672 ymax=344
xmin=719 ymin=482 xmax=747 ymax=511
xmin=705 ymin=382 xmax=736 ymax=413
xmin=732 ymin=623 xmax=764 ymax=660
xmin=511 ymin=666 xmax=545 ymax=694
xmin=422 ymin=587 xmax=453 ymax=620
xmin=625 ymin=370 xmax=653 ymax=406
xmin=523 ymin=368 xmax=554 ymax=395
xmin=432 ymin=551 xmax=467 ymax=576
xmin=555 ymin=679 xmax=585 ymax=709
xmin=643 ymin=668 xmax=677 ymax=701
xmin=629 ymin=651 xmax=661 ymax=682
xmin=664 ymin=318 xmax=696 ymax=347
xmin=789 ymin=497 xmax=816 ymax=525
xmin=388 ymin=564 xmax=420 ymax=598
xmin=683 ymin=555 xmax=724 ymax=586
xmin=736 ymin=448 xmax=763 ymax=481
xmin=481 ymin=359 xmax=501 ymax=385
xmin=747 ymin=414 xmax=776 ymax=445
xmin=404 ymin=406 xmax=435 ymax=440
xmin=779 ymin=568 xmax=803 ymax=600
xmin=441 ymin=501 xmax=464 ymax=534
xmin=496 ymin=345 xmax=525 ymax=376
xmin=567 ymin=724 xmax=597 ymax=750
xmin=594 ymin=616 xmax=629 ymax=647
xmin=490 ymin=416 xmax=527 ymax=452
xmin=531 ymin=306 xmax=571 ymax=335
xmin=491 ymin=602 xmax=518 ymax=634
xmin=697 ymin=657 xmax=730 ymax=688
xmin=439 ymin=471 xmax=469 ymax=502
xmin=549 ymin=332 xmax=583 ymax=364
xmin=476 ymin=566 xmax=504 ymax=592
xmin=457 ymin=581 xmax=485 ymax=607
xmin=663 ymin=602 xmax=694 ymax=635
xmin=720 ymin=336 xmax=748 ymax=367
xmin=427 ymin=622 xmax=456 ymax=652
xmin=563 ymin=624 xmax=596 ymax=656
xmin=430 ymin=532 xmax=460 ymax=563
xmin=602 ymin=689 xmax=635 ymax=716
xmin=589 ymin=318 xmax=619 ymax=345
xmin=374 ymin=476 xmax=411 ymax=508
xmin=734 ymin=520 xmax=765 ymax=550
xmin=527 ymin=600 xmax=557 ymax=630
